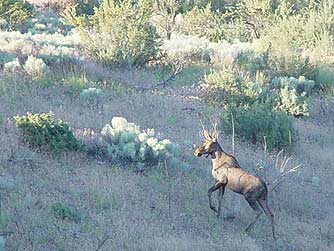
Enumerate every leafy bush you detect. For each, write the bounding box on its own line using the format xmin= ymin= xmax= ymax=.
xmin=315 ymin=65 xmax=334 ymax=95
xmin=274 ymin=85 xmax=309 ymax=117
xmin=0 ymin=0 xmax=34 ymax=30
xmin=23 ymin=55 xmax=48 ymax=78
xmin=80 ymin=87 xmax=102 ymax=98
xmin=51 ymin=202 xmax=81 ymax=223
xmin=14 ymin=112 xmax=80 ymax=152
xmin=201 ymin=65 xmax=266 ymax=106
xmin=101 ymin=117 xmax=181 ymax=168
xmin=64 ymin=0 xmax=161 ymax=66
xmin=221 ymin=104 xmax=295 ymax=151
xmin=272 ymin=76 xmax=315 ymax=96
xmin=236 ymin=50 xmax=269 ymax=74
xmin=271 ymin=76 xmax=313 ymax=116
xmin=177 ymin=4 xmax=224 ymax=42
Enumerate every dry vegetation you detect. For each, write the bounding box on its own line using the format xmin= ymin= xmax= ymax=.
xmin=0 ymin=1 xmax=334 ymax=250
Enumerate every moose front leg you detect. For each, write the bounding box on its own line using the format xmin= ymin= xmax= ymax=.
xmin=217 ymin=186 xmax=225 ymax=217
xmin=208 ymin=180 xmax=226 ymax=215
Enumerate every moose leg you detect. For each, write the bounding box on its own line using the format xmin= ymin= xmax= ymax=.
xmin=257 ymin=198 xmax=276 ymax=241
xmin=244 ymin=198 xmax=262 ymax=233
xmin=217 ymin=186 xmax=225 ymax=218
xmin=208 ymin=181 xmax=226 ymax=214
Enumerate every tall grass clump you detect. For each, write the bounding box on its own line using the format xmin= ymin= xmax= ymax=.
xmin=221 ymin=104 xmax=295 ymax=151
xmin=101 ymin=117 xmax=183 ymax=169
xmin=14 ymin=112 xmax=80 ymax=152
xmin=63 ymin=0 xmax=161 ymax=66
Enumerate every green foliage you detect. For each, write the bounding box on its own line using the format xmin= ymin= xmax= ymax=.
xmin=201 ymin=65 xmax=266 ymax=106
xmin=272 ymin=76 xmax=314 ymax=116
xmin=316 ymin=65 xmax=334 ymax=96
xmin=272 ymin=76 xmax=315 ymax=96
xmin=221 ymin=104 xmax=295 ymax=151
xmin=236 ymin=50 xmax=269 ymax=74
xmin=0 ymin=51 xmax=15 ymax=66
xmin=152 ymin=0 xmax=180 ymax=39
xmin=14 ymin=112 xmax=80 ymax=152
xmin=101 ymin=117 xmax=181 ymax=168
xmin=230 ymin=0 xmax=274 ymax=40
xmin=51 ymin=202 xmax=81 ymax=223
xmin=274 ymin=86 xmax=309 ymax=117
xmin=177 ymin=3 xmax=224 ymax=42
xmin=26 ymin=13 xmax=72 ymax=35
xmin=63 ymin=0 xmax=161 ymax=66
xmin=0 ymin=0 xmax=34 ymax=30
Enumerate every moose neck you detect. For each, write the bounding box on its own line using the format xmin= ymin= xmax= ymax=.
xmin=210 ymin=143 xmax=227 ymax=165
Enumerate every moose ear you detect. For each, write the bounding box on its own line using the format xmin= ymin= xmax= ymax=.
xmin=211 ymin=131 xmax=217 ymax=141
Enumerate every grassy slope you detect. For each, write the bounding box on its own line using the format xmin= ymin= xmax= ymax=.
xmin=0 ymin=76 xmax=333 ymax=251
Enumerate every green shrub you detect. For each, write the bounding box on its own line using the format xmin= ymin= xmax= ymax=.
xmin=201 ymin=65 xmax=266 ymax=106
xmin=177 ymin=4 xmax=224 ymax=42
xmin=0 ymin=0 xmax=34 ymax=30
xmin=51 ymin=202 xmax=81 ymax=223
xmin=14 ymin=112 xmax=80 ymax=152
xmin=221 ymin=104 xmax=295 ymax=151
xmin=101 ymin=117 xmax=181 ymax=168
xmin=63 ymin=0 xmax=161 ymax=66
xmin=271 ymin=76 xmax=312 ymax=116
xmin=315 ymin=65 xmax=334 ymax=96
xmin=236 ymin=50 xmax=269 ymax=74
xmin=274 ymin=86 xmax=309 ymax=117
xmin=271 ymin=76 xmax=315 ymax=96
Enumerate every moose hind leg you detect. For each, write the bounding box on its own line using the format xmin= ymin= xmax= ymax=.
xmin=245 ymin=198 xmax=262 ymax=233
xmin=257 ymin=198 xmax=276 ymax=241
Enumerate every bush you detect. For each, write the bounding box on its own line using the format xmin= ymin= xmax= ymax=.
xmin=3 ymin=58 xmax=21 ymax=73
xmin=271 ymin=76 xmax=315 ymax=96
xmin=0 ymin=0 xmax=34 ymax=30
xmin=274 ymin=86 xmax=309 ymax=117
xmin=236 ymin=50 xmax=269 ymax=74
xmin=201 ymin=65 xmax=266 ymax=106
xmin=177 ymin=4 xmax=224 ymax=42
xmin=271 ymin=76 xmax=312 ymax=116
xmin=14 ymin=112 xmax=80 ymax=152
xmin=23 ymin=55 xmax=48 ymax=78
xmin=221 ymin=104 xmax=295 ymax=151
xmin=101 ymin=117 xmax=181 ymax=168
xmin=63 ymin=0 xmax=161 ymax=66
xmin=51 ymin=202 xmax=81 ymax=223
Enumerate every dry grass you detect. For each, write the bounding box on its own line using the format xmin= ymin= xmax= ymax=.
xmin=0 ymin=70 xmax=333 ymax=251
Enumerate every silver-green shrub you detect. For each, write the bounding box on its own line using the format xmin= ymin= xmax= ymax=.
xmin=274 ymin=86 xmax=309 ymax=117
xmin=271 ymin=76 xmax=313 ymax=116
xmin=80 ymin=88 xmax=102 ymax=98
xmin=63 ymin=0 xmax=161 ymax=66
xmin=23 ymin=55 xmax=48 ymax=78
xmin=4 ymin=58 xmax=21 ymax=73
xmin=201 ymin=64 xmax=266 ymax=106
xmin=101 ymin=117 xmax=181 ymax=168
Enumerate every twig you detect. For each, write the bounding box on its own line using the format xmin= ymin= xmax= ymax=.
xmin=231 ymin=112 xmax=235 ymax=155
xmin=96 ymin=234 xmax=112 ymax=251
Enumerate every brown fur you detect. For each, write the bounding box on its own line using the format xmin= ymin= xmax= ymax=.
xmin=194 ymin=130 xmax=276 ymax=240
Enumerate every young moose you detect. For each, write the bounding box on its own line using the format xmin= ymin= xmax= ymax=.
xmin=194 ymin=127 xmax=276 ymax=240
